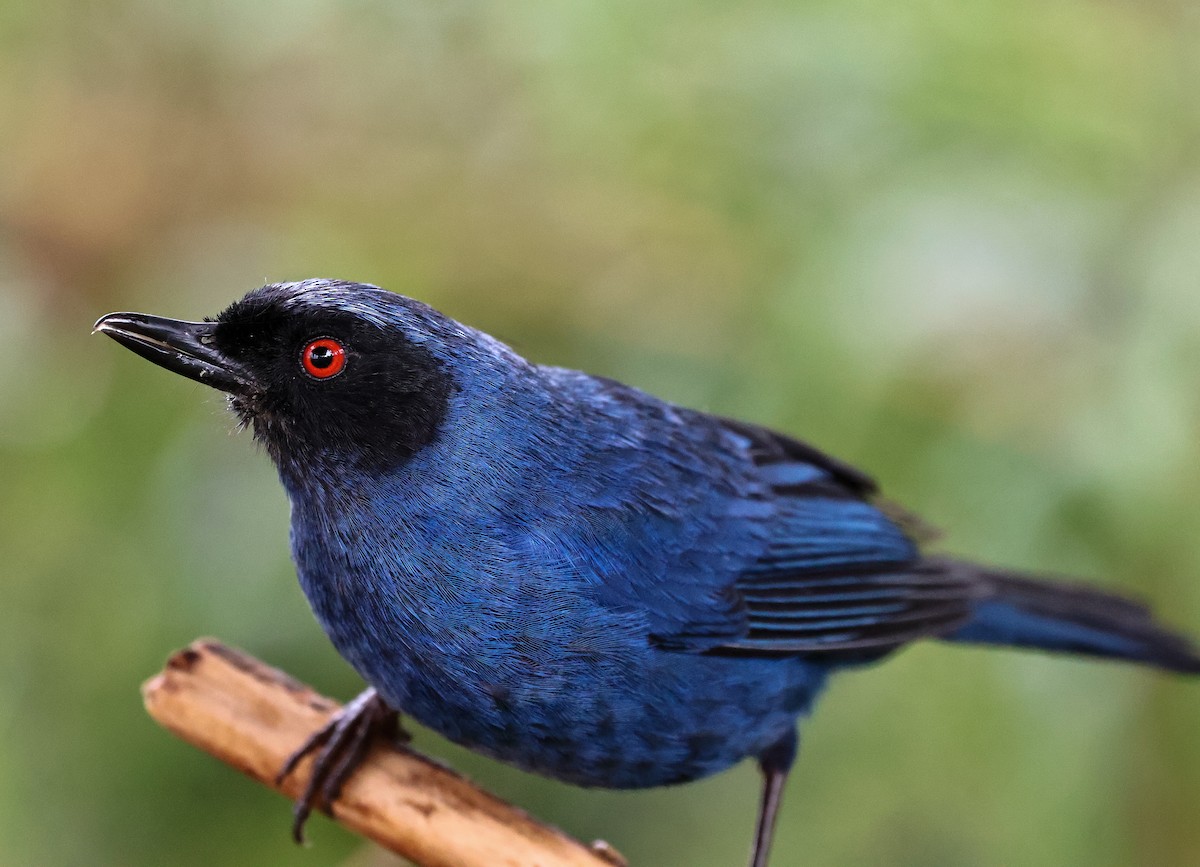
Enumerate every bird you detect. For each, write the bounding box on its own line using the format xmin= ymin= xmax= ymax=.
xmin=95 ymin=279 xmax=1200 ymax=867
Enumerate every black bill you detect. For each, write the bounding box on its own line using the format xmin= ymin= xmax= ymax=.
xmin=93 ymin=312 xmax=256 ymax=395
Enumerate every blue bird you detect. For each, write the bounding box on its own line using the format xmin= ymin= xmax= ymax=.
xmin=96 ymin=280 xmax=1200 ymax=867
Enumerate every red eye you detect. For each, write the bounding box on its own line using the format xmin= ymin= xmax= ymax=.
xmin=301 ymin=338 xmax=346 ymax=379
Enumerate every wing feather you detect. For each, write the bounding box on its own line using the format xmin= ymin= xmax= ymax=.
xmin=681 ymin=419 xmax=979 ymax=657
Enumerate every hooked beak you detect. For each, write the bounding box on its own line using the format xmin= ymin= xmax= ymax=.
xmin=93 ymin=312 xmax=256 ymax=395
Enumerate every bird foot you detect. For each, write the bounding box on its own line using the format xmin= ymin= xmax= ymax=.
xmin=274 ymin=686 xmax=405 ymax=843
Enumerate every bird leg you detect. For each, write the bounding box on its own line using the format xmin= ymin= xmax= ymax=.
xmin=275 ymin=686 xmax=405 ymax=843
xmin=748 ymin=729 xmax=797 ymax=867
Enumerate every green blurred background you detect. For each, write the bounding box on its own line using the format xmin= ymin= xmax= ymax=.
xmin=3 ymin=1 xmax=1199 ymax=865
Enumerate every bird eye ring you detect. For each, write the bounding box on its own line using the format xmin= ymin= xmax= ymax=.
xmin=301 ymin=338 xmax=347 ymax=379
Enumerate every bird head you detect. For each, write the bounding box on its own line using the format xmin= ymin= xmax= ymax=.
xmin=94 ymin=280 xmax=462 ymax=475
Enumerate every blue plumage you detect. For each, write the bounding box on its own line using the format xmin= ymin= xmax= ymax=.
xmin=284 ymin=364 xmax=828 ymax=788
xmin=94 ymin=279 xmax=1200 ymax=867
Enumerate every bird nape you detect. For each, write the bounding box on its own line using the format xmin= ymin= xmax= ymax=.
xmin=95 ymin=279 xmax=1200 ymax=867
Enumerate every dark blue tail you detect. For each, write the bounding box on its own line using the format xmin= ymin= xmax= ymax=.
xmin=943 ymin=566 xmax=1200 ymax=674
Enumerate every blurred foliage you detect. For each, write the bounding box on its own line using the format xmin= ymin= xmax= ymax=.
xmin=2 ymin=1 xmax=1200 ymax=865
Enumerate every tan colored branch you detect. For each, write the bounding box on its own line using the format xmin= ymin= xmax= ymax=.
xmin=142 ymin=638 xmax=626 ymax=867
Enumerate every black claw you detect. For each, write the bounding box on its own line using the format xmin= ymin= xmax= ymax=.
xmin=274 ymin=687 xmax=398 ymax=844
xmin=289 ymin=715 xmax=354 ymax=843
xmin=317 ymin=707 xmax=375 ymax=806
xmin=290 ymin=795 xmax=314 ymax=845
xmin=275 ymin=722 xmax=335 ymax=787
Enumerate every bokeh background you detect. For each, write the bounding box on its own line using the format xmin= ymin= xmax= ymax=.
xmin=3 ymin=2 xmax=1200 ymax=865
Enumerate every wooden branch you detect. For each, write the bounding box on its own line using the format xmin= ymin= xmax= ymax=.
xmin=142 ymin=638 xmax=626 ymax=867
